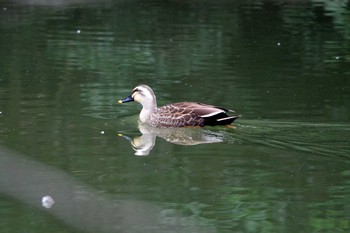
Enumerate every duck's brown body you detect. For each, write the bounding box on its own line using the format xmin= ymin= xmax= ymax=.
xmin=148 ymin=102 xmax=238 ymax=127
xmin=119 ymin=85 xmax=239 ymax=128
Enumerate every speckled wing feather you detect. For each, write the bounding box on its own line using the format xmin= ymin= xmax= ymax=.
xmin=152 ymin=102 xmax=237 ymax=127
xmin=151 ymin=103 xmax=203 ymax=127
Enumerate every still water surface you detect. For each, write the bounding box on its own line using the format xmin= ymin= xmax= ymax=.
xmin=0 ymin=0 xmax=349 ymax=232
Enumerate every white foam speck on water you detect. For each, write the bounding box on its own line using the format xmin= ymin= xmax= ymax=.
xmin=42 ymin=195 xmax=55 ymax=209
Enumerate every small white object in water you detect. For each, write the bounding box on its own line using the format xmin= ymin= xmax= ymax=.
xmin=42 ymin=195 xmax=55 ymax=209
xmin=277 ymin=42 xmax=281 ymax=46
xmin=100 ymin=131 xmax=105 ymax=134
xmin=77 ymin=29 xmax=81 ymax=34
xmin=336 ymin=56 xmax=340 ymax=60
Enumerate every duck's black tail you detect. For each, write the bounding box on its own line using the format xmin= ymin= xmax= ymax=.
xmin=204 ymin=113 xmax=240 ymax=126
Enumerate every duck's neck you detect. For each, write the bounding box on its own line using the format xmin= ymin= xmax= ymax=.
xmin=139 ymin=99 xmax=157 ymax=123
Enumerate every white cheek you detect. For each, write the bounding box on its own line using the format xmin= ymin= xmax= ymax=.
xmin=133 ymin=94 xmax=142 ymax=103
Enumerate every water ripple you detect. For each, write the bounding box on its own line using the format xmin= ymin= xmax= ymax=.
xmin=228 ymin=120 xmax=350 ymax=160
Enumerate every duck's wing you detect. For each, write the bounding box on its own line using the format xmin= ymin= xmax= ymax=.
xmin=181 ymin=102 xmax=239 ymax=126
xmin=154 ymin=103 xmax=204 ymax=127
xmin=179 ymin=102 xmax=234 ymax=116
xmin=156 ymin=102 xmax=239 ymax=127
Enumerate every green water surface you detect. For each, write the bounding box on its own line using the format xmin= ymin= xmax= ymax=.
xmin=0 ymin=0 xmax=349 ymax=232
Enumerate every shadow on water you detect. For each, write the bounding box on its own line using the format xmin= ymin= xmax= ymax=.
xmin=118 ymin=117 xmax=350 ymax=160
xmin=0 ymin=146 xmax=216 ymax=233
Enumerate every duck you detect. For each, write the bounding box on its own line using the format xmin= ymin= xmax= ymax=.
xmin=118 ymin=85 xmax=239 ymax=128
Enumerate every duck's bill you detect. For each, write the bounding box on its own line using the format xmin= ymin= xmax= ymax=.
xmin=118 ymin=96 xmax=134 ymax=103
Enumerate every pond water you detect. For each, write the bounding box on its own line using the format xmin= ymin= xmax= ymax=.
xmin=0 ymin=0 xmax=349 ymax=232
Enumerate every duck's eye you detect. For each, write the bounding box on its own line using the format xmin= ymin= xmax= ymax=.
xmin=132 ymin=88 xmax=144 ymax=100
xmin=132 ymin=88 xmax=139 ymax=94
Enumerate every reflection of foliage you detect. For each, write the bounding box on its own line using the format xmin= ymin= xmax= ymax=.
xmin=1 ymin=1 xmax=349 ymax=111
xmin=158 ymin=202 xmax=216 ymax=232
xmin=310 ymin=209 xmax=349 ymax=232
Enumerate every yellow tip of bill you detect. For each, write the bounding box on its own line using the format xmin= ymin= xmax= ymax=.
xmin=118 ymin=100 xmax=123 ymax=104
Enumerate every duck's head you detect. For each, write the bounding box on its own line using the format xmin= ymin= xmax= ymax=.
xmin=118 ymin=85 xmax=157 ymax=110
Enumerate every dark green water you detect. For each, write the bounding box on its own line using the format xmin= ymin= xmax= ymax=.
xmin=0 ymin=0 xmax=349 ymax=232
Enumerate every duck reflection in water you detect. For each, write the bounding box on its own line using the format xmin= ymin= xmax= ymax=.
xmin=119 ymin=123 xmax=225 ymax=156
